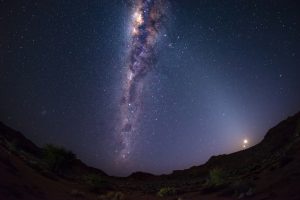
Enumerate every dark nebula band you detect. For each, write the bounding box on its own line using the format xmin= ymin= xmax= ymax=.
xmin=116 ymin=0 xmax=167 ymax=161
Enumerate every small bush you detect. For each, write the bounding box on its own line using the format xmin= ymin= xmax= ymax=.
xmin=5 ymin=140 xmax=18 ymax=153
xmin=233 ymin=180 xmax=254 ymax=197
xmin=70 ymin=189 xmax=85 ymax=197
xmin=220 ymin=180 xmax=255 ymax=197
xmin=42 ymin=144 xmax=76 ymax=175
xmin=97 ymin=191 xmax=124 ymax=200
xmin=157 ymin=187 xmax=176 ymax=197
xmin=83 ymin=174 xmax=111 ymax=192
xmin=207 ymin=168 xmax=227 ymax=186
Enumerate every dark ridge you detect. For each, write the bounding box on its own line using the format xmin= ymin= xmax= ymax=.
xmin=165 ymin=111 xmax=300 ymax=179
xmin=0 ymin=122 xmax=107 ymax=178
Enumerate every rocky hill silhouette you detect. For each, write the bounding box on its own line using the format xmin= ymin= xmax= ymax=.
xmin=0 ymin=112 xmax=300 ymax=200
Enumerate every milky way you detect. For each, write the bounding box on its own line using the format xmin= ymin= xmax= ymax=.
xmin=116 ymin=0 xmax=167 ymax=161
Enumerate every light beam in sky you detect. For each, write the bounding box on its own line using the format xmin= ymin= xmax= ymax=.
xmin=115 ymin=0 xmax=167 ymax=162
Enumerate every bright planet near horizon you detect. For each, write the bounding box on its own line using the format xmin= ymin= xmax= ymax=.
xmin=243 ymin=139 xmax=249 ymax=149
xmin=1 ymin=0 xmax=300 ymax=176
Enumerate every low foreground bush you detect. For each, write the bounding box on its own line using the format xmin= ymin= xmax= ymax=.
xmin=42 ymin=144 xmax=76 ymax=175
xmin=207 ymin=168 xmax=227 ymax=186
xmin=83 ymin=174 xmax=111 ymax=192
xmin=97 ymin=191 xmax=124 ymax=200
xmin=157 ymin=187 xmax=176 ymax=197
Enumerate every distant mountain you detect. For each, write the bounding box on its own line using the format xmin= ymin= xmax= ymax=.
xmin=1 ymin=112 xmax=300 ymax=200
xmin=169 ymin=111 xmax=300 ymax=179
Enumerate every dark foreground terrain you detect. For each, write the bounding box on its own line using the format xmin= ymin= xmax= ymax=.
xmin=1 ymin=112 xmax=300 ymax=200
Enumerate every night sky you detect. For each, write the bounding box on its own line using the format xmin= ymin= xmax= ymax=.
xmin=1 ymin=0 xmax=300 ymax=176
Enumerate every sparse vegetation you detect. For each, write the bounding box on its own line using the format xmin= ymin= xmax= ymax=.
xmin=97 ymin=191 xmax=124 ymax=200
xmin=42 ymin=144 xmax=76 ymax=174
xmin=70 ymin=189 xmax=85 ymax=197
xmin=201 ymin=168 xmax=229 ymax=194
xmin=157 ymin=187 xmax=176 ymax=197
xmin=5 ymin=140 xmax=18 ymax=153
xmin=232 ymin=180 xmax=254 ymax=198
xmin=207 ymin=168 xmax=227 ymax=186
xmin=83 ymin=174 xmax=111 ymax=192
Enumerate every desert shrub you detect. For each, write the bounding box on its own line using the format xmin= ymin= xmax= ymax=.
xmin=157 ymin=187 xmax=176 ymax=197
xmin=232 ymin=180 xmax=254 ymax=197
xmin=83 ymin=174 xmax=111 ymax=192
xmin=207 ymin=168 xmax=227 ymax=186
xmin=142 ymin=183 xmax=157 ymax=194
xmin=42 ymin=144 xmax=76 ymax=174
xmin=5 ymin=140 xmax=18 ymax=153
xmin=220 ymin=179 xmax=255 ymax=197
xmin=97 ymin=191 xmax=124 ymax=200
xmin=70 ymin=189 xmax=85 ymax=197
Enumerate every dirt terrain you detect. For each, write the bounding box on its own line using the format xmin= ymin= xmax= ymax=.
xmin=1 ymin=112 xmax=300 ymax=200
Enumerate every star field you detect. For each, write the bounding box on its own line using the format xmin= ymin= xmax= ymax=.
xmin=1 ymin=0 xmax=300 ymax=176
